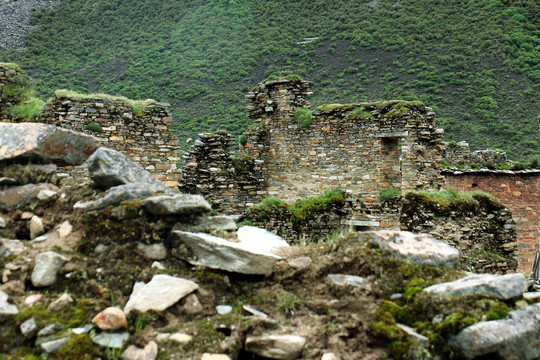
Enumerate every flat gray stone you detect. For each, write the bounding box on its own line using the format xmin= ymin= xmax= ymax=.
xmin=170 ymin=230 xmax=284 ymax=275
xmin=124 ymin=274 xmax=198 ymax=314
xmin=20 ymin=317 xmax=37 ymax=337
xmin=396 ymin=323 xmax=429 ymax=345
xmin=137 ymin=242 xmax=167 ymax=260
xmin=450 ymin=303 xmax=540 ymax=359
xmin=327 ymin=274 xmax=369 ymax=289
xmin=31 ymin=251 xmax=66 ymax=287
xmin=191 ymin=215 xmax=237 ymax=232
xmin=92 ymin=332 xmax=130 ymax=349
xmin=245 ymin=334 xmax=306 ymax=360
xmin=366 ymin=230 xmax=460 ymax=267
xmin=142 ymin=194 xmax=211 ymax=215
xmin=74 ymin=182 xmax=168 ymax=211
xmin=0 ymin=290 xmax=18 ymax=317
xmin=40 ymin=337 xmax=70 ymax=353
xmin=87 ymin=147 xmax=172 ymax=193
xmin=423 ymin=273 xmax=527 ymax=300
xmin=0 ymin=123 xmax=99 ymax=166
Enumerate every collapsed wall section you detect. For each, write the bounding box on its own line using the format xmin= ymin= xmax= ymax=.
xmin=40 ymin=93 xmax=181 ymax=186
xmin=444 ymin=170 xmax=540 ymax=273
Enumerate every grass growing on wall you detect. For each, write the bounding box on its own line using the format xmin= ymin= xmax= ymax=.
xmin=404 ymin=189 xmax=504 ymax=213
xmin=9 ymin=97 xmax=45 ymax=120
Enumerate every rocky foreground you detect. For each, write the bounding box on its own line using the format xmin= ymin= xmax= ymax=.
xmin=1 ymin=123 xmax=540 ymax=360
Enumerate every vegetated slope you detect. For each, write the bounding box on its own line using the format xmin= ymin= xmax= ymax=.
xmin=0 ymin=0 xmax=538 ymax=159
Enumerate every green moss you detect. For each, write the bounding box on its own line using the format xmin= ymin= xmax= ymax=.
xmin=54 ymin=89 xmax=156 ymax=116
xmin=56 ymin=334 xmax=99 ymax=360
xmin=486 ymin=302 xmax=510 ymax=321
xmin=403 ymin=278 xmax=427 ymax=301
xmin=316 ymin=100 xmax=424 ymax=113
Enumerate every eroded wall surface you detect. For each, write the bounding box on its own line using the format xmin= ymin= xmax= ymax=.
xmin=444 ymin=170 xmax=540 ymax=273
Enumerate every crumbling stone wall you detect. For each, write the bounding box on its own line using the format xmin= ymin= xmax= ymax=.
xmin=178 ymin=131 xmax=266 ymax=212
xmin=401 ymin=191 xmax=518 ymax=274
xmin=442 ymin=140 xmax=507 ymax=165
xmin=40 ymin=94 xmax=181 ymax=186
xmin=0 ymin=63 xmax=32 ymax=121
xmin=444 ymin=170 xmax=540 ymax=273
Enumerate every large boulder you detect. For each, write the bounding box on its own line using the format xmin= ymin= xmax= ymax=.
xmin=87 ymin=147 xmax=172 ymax=193
xmin=170 ymin=228 xmax=288 ymax=275
xmin=366 ymin=230 xmax=460 ymax=267
xmin=74 ymin=182 xmax=169 ymax=212
xmin=423 ymin=273 xmax=527 ymax=300
xmin=124 ymin=274 xmax=198 ymax=314
xmin=0 ymin=183 xmax=59 ymax=211
xmin=0 ymin=123 xmax=99 ymax=165
xmin=450 ymin=303 xmax=540 ymax=359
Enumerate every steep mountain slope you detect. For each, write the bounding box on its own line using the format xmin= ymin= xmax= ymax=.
xmin=0 ymin=0 xmax=538 ymax=159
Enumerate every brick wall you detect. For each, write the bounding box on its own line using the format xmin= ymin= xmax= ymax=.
xmin=444 ymin=170 xmax=540 ymax=273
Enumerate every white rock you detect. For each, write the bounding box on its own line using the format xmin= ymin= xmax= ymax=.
xmin=37 ymin=189 xmax=57 ymax=200
xmin=245 ymin=334 xmax=306 ymax=360
xmin=170 ymin=230 xmax=284 ymax=275
xmin=0 ymin=215 xmax=5 ymax=228
xmin=151 ymin=261 xmax=165 ymax=270
xmin=47 ymin=293 xmax=74 ymax=311
xmin=92 ymin=307 xmax=127 ymax=330
xmin=122 ymin=341 xmax=158 ymax=360
xmin=169 ymin=333 xmax=193 ymax=344
xmin=321 ymin=353 xmax=340 ymax=360
xmin=327 ymin=274 xmax=370 ymax=289
xmin=367 ymin=230 xmax=460 ymax=267
xmin=423 ymin=273 xmax=527 ymax=300
xmin=24 ymin=293 xmax=43 ymax=306
xmin=216 ymin=305 xmax=233 ymax=315
xmin=58 ymin=221 xmax=72 ymax=238
xmin=20 ymin=318 xmax=37 ymax=337
xmin=0 ymin=290 xmax=18 ymax=317
xmin=396 ymin=323 xmax=429 ymax=345
xmin=33 ymin=235 xmax=48 ymax=242
xmin=236 ymin=226 xmax=290 ymax=254
xmin=29 ymin=215 xmax=44 ymax=240
xmin=243 ymin=305 xmax=268 ymax=318
xmin=124 ymin=274 xmax=198 ymax=314
xmin=40 ymin=337 xmax=70 ymax=353
xmin=92 ymin=332 xmax=130 ymax=348
xmin=31 ymin=251 xmax=66 ymax=287
xmin=201 ymin=354 xmax=231 ymax=360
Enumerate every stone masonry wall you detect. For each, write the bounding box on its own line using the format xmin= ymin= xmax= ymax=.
xmin=444 ymin=170 xmax=540 ymax=273
xmin=39 ymin=94 xmax=181 ymax=186
xmin=401 ymin=192 xmax=517 ymax=274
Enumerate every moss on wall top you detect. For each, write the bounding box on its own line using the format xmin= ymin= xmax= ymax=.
xmin=316 ymin=100 xmax=425 ymax=115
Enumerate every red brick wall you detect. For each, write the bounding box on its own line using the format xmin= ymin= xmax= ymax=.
xmin=444 ymin=171 xmax=540 ymax=273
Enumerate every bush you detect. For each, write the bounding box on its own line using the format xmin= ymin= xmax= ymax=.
xmin=85 ymin=121 xmax=102 ymax=132
xmin=380 ymin=188 xmax=402 ymax=201
xmin=238 ymin=134 xmax=248 ymax=146
xmin=294 ymin=108 xmax=312 ymax=128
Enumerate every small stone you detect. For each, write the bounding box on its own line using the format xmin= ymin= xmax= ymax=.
xmin=137 ymin=242 xmax=167 ymax=260
xmin=38 ymin=323 xmax=59 ymax=337
xmin=40 ymin=337 xmax=70 ymax=353
xmin=92 ymin=307 xmax=127 ymax=330
xmin=243 ymin=305 xmax=268 ymax=318
xmin=122 ymin=341 xmax=158 ymax=360
xmin=20 ymin=318 xmax=37 ymax=337
xmin=321 ymin=353 xmax=340 ymax=360
xmin=151 ymin=261 xmax=165 ymax=270
xmin=0 ymin=289 xmax=18 ymax=317
xmin=37 ymin=189 xmax=57 ymax=200
xmin=21 ymin=212 xmax=34 ymax=220
xmin=169 ymin=333 xmax=193 ymax=344
xmin=29 ymin=215 xmax=44 ymax=240
xmin=327 ymin=274 xmax=370 ymax=289
xmin=523 ymin=292 xmax=540 ymax=302
xmin=72 ymin=324 xmax=94 ymax=335
xmin=24 ymin=294 xmax=43 ymax=306
xmin=58 ymin=221 xmax=72 ymax=238
xmin=0 ymin=216 xmax=5 ymax=228
xmin=155 ymin=333 xmax=171 ymax=342
xmin=245 ymin=335 xmax=306 ymax=360
xmin=33 ymin=235 xmax=48 ymax=242
xmin=141 ymin=194 xmax=211 ymax=215
xmin=31 ymin=251 xmax=66 ymax=287
xmin=396 ymin=323 xmax=429 ymax=345
xmin=287 ymin=257 xmax=312 ymax=270
xmin=124 ymin=274 xmax=198 ymax=314
xmin=201 ymin=354 xmax=231 ymax=360
xmin=181 ymin=294 xmax=203 ymax=315
xmin=48 ymin=293 xmax=74 ymax=311
xmin=216 ymin=305 xmax=233 ymax=315
xmin=92 ymin=332 xmax=130 ymax=348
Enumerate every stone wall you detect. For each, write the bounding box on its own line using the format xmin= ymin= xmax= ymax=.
xmin=442 ymin=140 xmax=507 ymax=165
xmin=39 ymin=93 xmax=181 ymax=186
xmin=0 ymin=63 xmax=32 ymax=121
xmin=401 ymin=191 xmax=517 ymax=274
xmin=444 ymin=170 xmax=540 ymax=273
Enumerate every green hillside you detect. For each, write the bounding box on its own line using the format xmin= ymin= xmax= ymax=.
xmin=1 ymin=0 xmax=538 ymax=159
